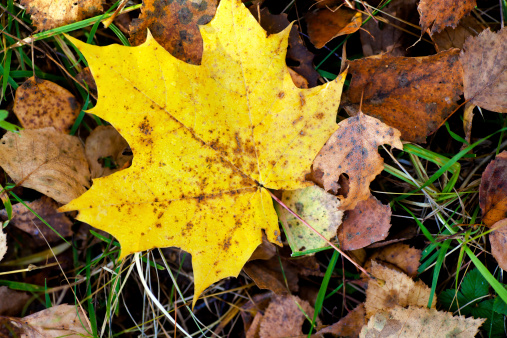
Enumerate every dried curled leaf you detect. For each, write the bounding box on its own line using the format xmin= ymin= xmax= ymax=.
xmin=338 ymin=195 xmax=392 ymax=250
xmin=129 ymin=0 xmax=218 ymax=64
xmin=418 ymin=0 xmax=476 ymax=36
xmin=461 ymin=28 xmax=507 ymax=114
xmin=364 ymin=243 xmax=421 ymax=278
xmin=21 ymin=0 xmax=104 ymax=31
xmin=479 ymin=151 xmax=507 ymax=226
xmin=0 ymin=128 xmax=90 ymax=204
xmin=314 ymin=303 xmax=366 ymax=337
xmin=360 ymin=306 xmax=484 ymax=338
xmin=306 ymin=8 xmax=362 ymax=49
xmin=13 ymin=77 xmax=81 ymax=133
xmin=276 ymin=185 xmax=343 ymax=254
xmin=61 ymin=0 xmax=346 ymax=305
xmin=365 ymin=262 xmax=435 ymax=319
xmin=313 ymin=112 xmax=402 ymax=210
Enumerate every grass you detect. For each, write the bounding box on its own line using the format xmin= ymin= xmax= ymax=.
xmin=0 ymin=0 xmax=506 ymax=337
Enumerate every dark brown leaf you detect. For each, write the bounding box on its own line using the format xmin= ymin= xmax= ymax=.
xmin=479 ymin=151 xmax=507 ymax=226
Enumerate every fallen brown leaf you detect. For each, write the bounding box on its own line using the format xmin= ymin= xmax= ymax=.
xmin=342 ymin=49 xmax=463 ymax=143
xmin=0 ymin=128 xmax=90 ymax=204
xmin=360 ymin=305 xmax=484 ymax=337
xmin=431 ymin=15 xmax=486 ymax=52
xmin=461 ymin=28 xmax=507 ymax=113
xmin=364 ymin=243 xmax=422 ymax=278
xmin=258 ymin=295 xmax=316 ymax=338
xmin=21 ymin=0 xmax=103 ymax=31
xmin=85 ymin=125 xmax=131 ymax=178
xmin=312 ymin=112 xmax=402 ymax=210
xmin=313 ymin=303 xmax=366 ymax=337
xmin=360 ymin=0 xmax=418 ymax=57
xmin=338 ymin=195 xmax=392 ymax=250
xmin=0 ymin=196 xmax=73 ymax=244
xmin=489 ymin=219 xmax=507 ymax=271
xmin=365 ymin=262 xmax=434 ymax=319
xmin=479 ymin=151 xmax=507 ymax=226
xmin=129 ymin=0 xmax=218 ymax=64
xmin=250 ymin=7 xmax=320 ymax=87
xmin=306 ymin=7 xmax=362 ymax=49
xmin=0 ymin=287 xmax=30 ymax=316
xmin=13 ymin=77 xmax=81 ymax=133
xmin=418 ymin=0 xmax=476 ymax=36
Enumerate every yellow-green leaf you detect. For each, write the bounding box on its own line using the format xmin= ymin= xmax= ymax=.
xmin=60 ymin=0 xmax=346 ymax=305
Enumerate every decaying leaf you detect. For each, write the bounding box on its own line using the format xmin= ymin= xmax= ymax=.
xmin=461 ymin=28 xmax=507 ymax=113
xmin=258 ymin=295 xmax=316 ymax=338
xmin=489 ymin=219 xmax=507 ymax=271
xmin=61 ymin=0 xmax=346 ymax=304
xmin=479 ymin=151 xmax=507 ymax=226
xmin=276 ymin=185 xmax=343 ymax=254
xmin=364 ymin=243 xmax=422 ymax=278
xmin=16 ymin=304 xmax=91 ymax=338
xmin=431 ymin=15 xmax=485 ymax=52
xmin=313 ymin=112 xmax=402 ymax=210
xmin=0 ymin=227 xmax=6 ymax=262
xmin=418 ymin=0 xmax=476 ymax=36
xmin=20 ymin=0 xmax=103 ymax=31
xmin=313 ymin=303 xmax=366 ymax=337
xmin=250 ymin=7 xmax=320 ymax=87
xmin=85 ymin=126 xmax=131 ymax=178
xmin=129 ymin=0 xmax=218 ymax=64
xmin=360 ymin=306 xmax=484 ymax=338
xmin=365 ymin=262 xmax=435 ymax=319
xmin=360 ymin=0 xmax=418 ymax=57
xmin=13 ymin=77 xmax=81 ymax=133
xmin=244 ymin=257 xmax=298 ymax=295
xmin=342 ymin=49 xmax=463 ymax=143
xmin=0 ymin=196 xmax=73 ymax=243
xmin=338 ymin=195 xmax=392 ymax=250
xmin=0 ymin=128 xmax=90 ymax=204
xmin=306 ymin=7 xmax=362 ymax=49
xmin=0 ymin=287 xmax=30 ymax=316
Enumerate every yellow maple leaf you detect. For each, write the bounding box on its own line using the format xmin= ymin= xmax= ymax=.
xmin=60 ymin=0 xmax=345 ymax=304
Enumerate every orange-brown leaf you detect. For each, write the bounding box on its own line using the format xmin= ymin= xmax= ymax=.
xmin=489 ymin=219 xmax=507 ymax=271
xmin=306 ymin=8 xmax=362 ymax=49
xmin=342 ymin=49 xmax=463 ymax=143
xmin=313 ymin=112 xmax=402 ymax=210
xmin=479 ymin=151 xmax=507 ymax=226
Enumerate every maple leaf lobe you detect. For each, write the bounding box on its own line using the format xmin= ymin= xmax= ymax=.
xmin=60 ymin=0 xmax=345 ymax=305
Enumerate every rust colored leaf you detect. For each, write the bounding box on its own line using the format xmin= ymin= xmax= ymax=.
xmin=259 ymin=295 xmax=316 ymax=338
xmin=431 ymin=15 xmax=486 ymax=52
xmin=0 ymin=196 xmax=73 ymax=243
xmin=306 ymin=8 xmax=362 ymax=49
xmin=313 ymin=303 xmax=366 ymax=337
xmin=20 ymin=0 xmax=103 ymax=31
xmin=129 ymin=0 xmax=218 ymax=64
xmin=249 ymin=7 xmax=320 ymax=87
xmin=364 ymin=243 xmax=422 ymax=278
xmin=342 ymin=49 xmax=463 ymax=143
xmin=489 ymin=219 xmax=507 ymax=271
xmin=0 ymin=128 xmax=90 ymax=204
xmin=418 ymin=0 xmax=476 ymax=36
xmin=85 ymin=126 xmax=132 ymax=178
xmin=13 ymin=77 xmax=81 ymax=133
xmin=461 ymin=28 xmax=507 ymax=113
xmin=360 ymin=0 xmax=418 ymax=57
xmin=360 ymin=306 xmax=485 ymax=338
xmin=313 ymin=113 xmax=402 ymax=210
xmin=479 ymin=151 xmax=507 ymax=226
xmin=365 ymin=262 xmax=435 ymax=320
xmin=338 ymin=195 xmax=392 ymax=250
